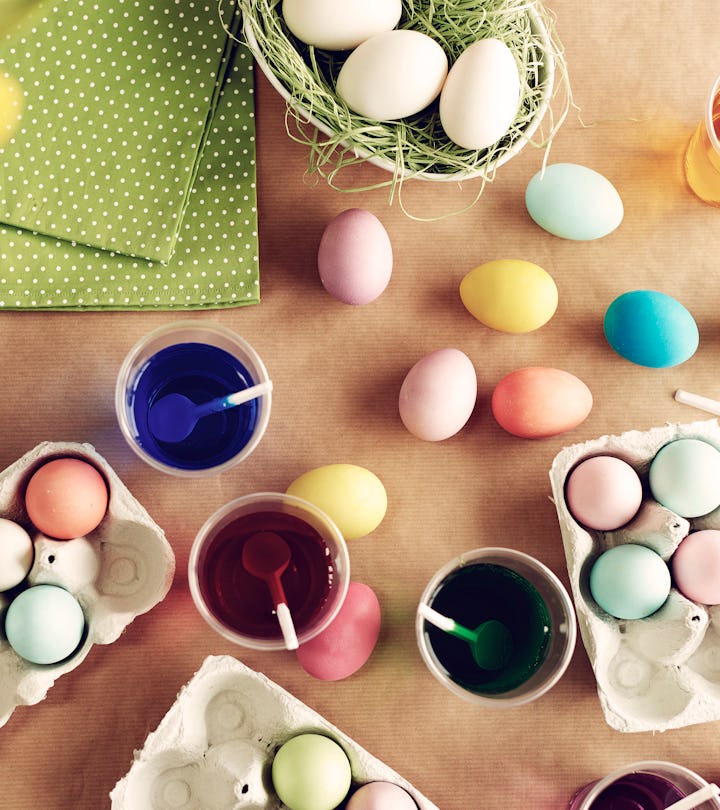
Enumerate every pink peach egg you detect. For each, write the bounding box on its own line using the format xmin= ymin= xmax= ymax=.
xmin=296 ymin=582 xmax=381 ymax=681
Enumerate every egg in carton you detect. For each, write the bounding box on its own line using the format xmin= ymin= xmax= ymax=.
xmin=549 ymin=418 xmax=720 ymax=733
xmin=0 ymin=440 xmax=175 ymax=727
xmin=110 ymin=654 xmax=439 ymax=810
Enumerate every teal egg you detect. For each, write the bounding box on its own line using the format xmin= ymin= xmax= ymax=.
xmin=5 ymin=584 xmax=85 ymax=664
xmin=604 ymin=290 xmax=699 ymax=368
xmin=589 ymin=544 xmax=671 ymax=620
xmin=525 ymin=163 xmax=623 ymax=240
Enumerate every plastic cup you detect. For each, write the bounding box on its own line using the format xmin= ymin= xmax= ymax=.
xmin=188 ymin=492 xmax=350 ymax=650
xmin=115 ymin=321 xmax=271 ymax=477
xmin=568 ymin=761 xmax=720 ymax=809
xmin=685 ymin=73 xmax=720 ymax=206
xmin=416 ymin=547 xmax=576 ymax=707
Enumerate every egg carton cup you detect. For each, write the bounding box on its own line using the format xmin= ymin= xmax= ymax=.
xmin=110 ymin=654 xmax=439 ymax=810
xmin=0 ymin=441 xmax=175 ymax=727
xmin=550 ymin=419 xmax=720 ymax=733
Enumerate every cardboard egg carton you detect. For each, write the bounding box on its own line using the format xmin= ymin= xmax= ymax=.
xmin=110 ymin=655 xmax=439 ymax=810
xmin=0 ymin=441 xmax=175 ymax=727
xmin=549 ymin=419 xmax=720 ymax=733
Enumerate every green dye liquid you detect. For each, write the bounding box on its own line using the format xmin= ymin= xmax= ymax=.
xmin=425 ymin=563 xmax=551 ymax=694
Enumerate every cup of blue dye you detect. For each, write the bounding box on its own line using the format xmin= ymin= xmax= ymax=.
xmin=115 ymin=322 xmax=272 ymax=476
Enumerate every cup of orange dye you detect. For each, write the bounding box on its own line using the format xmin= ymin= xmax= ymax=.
xmin=685 ymin=73 xmax=720 ymax=205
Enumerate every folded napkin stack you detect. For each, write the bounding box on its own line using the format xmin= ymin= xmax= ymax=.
xmin=0 ymin=0 xmax=260 ymax=309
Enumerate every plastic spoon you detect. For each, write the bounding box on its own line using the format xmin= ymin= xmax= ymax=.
xmin=242 ymin=531 xmax=298 ymax=650
xmin=419 ymin=602 xmax=513 ymax=670
xmin=664 ymin=784 xmax=720 ymax=810
xmin=148 ymin=380 xmax=273 ymax=443
xmin=675 ymin=389 xmax=720 ymax=417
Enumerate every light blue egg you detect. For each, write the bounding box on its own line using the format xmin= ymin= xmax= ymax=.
xmin=649 ymin=438 xmax=720 ymax=517
xmin=525 ymin=163 xmax=624 ymax=240
xmin=603 ymin=290 xmax=699 ymax=368
xmin=5 ymin=584 xmax=85 ymax=665
xmin=589 ymin=544 xmax=671 ymax=620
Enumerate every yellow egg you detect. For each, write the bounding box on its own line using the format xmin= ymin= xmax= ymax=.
xmin=286 ymin=464 xmax=387 ymax=540
xmin=459 ymin=259 xmax=558 ymax=333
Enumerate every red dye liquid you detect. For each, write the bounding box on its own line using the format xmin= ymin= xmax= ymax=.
xmin=195 ymin=510 xmax=337 ymax=642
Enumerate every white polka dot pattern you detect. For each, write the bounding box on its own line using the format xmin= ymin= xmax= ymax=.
xmin=0 ymin=0 xmax=260 ymax=309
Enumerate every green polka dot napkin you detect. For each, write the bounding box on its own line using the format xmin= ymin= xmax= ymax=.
xmin=0 ymin=0 xmax=260 ymax=309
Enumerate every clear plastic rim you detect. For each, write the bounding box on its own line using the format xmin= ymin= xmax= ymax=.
xmin=416 ymin=546 xmax=577 ymax=707
xmin=114 ymin=320 xmax=272 ymax=478
xmin=571 ymin=760 xmax=717 ymax=810
xmin=188 ymin=492 xmax=351 ymax=650
xmin=705 ymin=73 xmax=720 ymax=155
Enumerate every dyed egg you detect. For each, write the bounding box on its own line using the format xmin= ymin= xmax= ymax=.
xmin=491 ymin=367 xmax=592 ymax=439
xmin=439 ymin=38 xmax=520 ymax=150
xmin=0 ymin=518 xmax=33 ymax=591
xmin=282 ymin=0 xmax=402 ymax=50
xmin=589 ymin=544 xmax=671 ymax=620
xmin=649 ymin=438 xmax=720 ymax=517
xmin=297 ymin=582 xmax=381 ymax=680
xmin=565 ymin=456 xmax=643 ymax=531
xmin=525 ymin=163 xmax=624 ymax=240
xmin=318 ymin=209 xmax=392 ymax=305
xmin=5 ymin=584 xmax=85 ymax=664
xmin=336 ymin=29 xmax=448 ymax=120
xmin=398 ymin=348 xmax=477 ymax=441
xmin=286 ymin=464 xmax=387 ymax=540
xmin=347 ymin=782 xmax=419 ymax=810
xmin=672 ymin=530 xmax=720 ymax=604
xmin=25 ymin=457 xmax=109 ymax=539
xmin=460 ymin=259 xmax=557 ymax=333
xmin=272 ymin=733 xmax=352 ymax=810
xmin=604 ymin=290 xmax=699 ymax=368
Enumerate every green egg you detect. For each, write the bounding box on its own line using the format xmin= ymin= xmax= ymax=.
xmin=272 ymin=733 xmax=352 ymax=810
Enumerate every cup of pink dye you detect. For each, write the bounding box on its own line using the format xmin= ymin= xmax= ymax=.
xmin=569 ymin=762 xmax=720 ymax=810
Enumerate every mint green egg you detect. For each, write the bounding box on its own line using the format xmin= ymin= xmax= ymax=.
xmin=272 ymin=733 xmax=352 ymax=810
xmin=525 ymin=163 xmax=624 ymax=240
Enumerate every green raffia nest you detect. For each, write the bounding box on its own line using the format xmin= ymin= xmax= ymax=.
xmin=237 ymin=0 xmax=570 ymax=206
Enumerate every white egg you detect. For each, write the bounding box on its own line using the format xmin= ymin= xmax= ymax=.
xmin=282 ymin=0 xmax=402 ymax=51
xmin=336 ymin=29 xmax=448 ymax=121
xmin=0 ymin=518 xmax=33 ymax=591
xmin=439 ymin=38 xmax=521 ymax=150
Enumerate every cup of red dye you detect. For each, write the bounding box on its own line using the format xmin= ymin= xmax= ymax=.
xmin=568 ymin=761 xmax=720 ymax=810
xmin=188 ymin=493 xmax=350 ymax=650
xmin=115 ymin=321 xmax=272 ymax=477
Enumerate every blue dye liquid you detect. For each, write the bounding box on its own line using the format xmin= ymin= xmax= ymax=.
xmin=128 ymin=342 xmax=260 ymax=470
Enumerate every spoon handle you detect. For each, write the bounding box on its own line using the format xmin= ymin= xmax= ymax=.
xmin=664 ymin=783 xmax=720 ymax=810
xmin=675 ymin=389 xmax=720 ymax=417
xmin=224 ymin=379 xmax=273 ymax=408
xmin=418 ymin=603 xmax=476 ymax=643
xmin=276 ymin=602 xmax=299 ymax=650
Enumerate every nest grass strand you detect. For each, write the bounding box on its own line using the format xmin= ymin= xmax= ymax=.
xmin=230 ymin=0 xmax=571 ymax=214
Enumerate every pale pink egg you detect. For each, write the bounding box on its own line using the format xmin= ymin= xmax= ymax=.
xmin=346 ymin=781 xmax=418 ymax=810
xmin=318 ymin=208 xmax=393 ymax=305
xmin=399 ymin=348 xmax=477 ymax=441
xmin=672 ymin=530 xmax=720 ymax=604
xmin=565 ymin=455 xmax=642 ymax=531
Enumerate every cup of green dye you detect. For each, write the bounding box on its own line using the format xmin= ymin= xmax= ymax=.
xmin=416 ymin=547 xmax=577 ymax=707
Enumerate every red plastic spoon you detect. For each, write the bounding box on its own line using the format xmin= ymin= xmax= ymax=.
xmin=241 ymin=531 xmax=298 ymax=650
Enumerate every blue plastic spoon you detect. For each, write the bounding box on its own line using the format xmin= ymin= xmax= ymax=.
xmin=148 ymin=380 xmax=272 ymax=443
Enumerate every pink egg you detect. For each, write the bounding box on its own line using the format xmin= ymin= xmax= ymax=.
xmin=491 ymin=367 xmax=592 ymax=438
xmin=346 ymin=781 xmax=418 ymax=810
xmin=296 ymin=582 xmax=381 ymax=681
xmin=25 ymin=457 xmax=109 ymax=540
xmin=398 ymin=348 xmax=477 ymax=441
xmin=318 ymin=208 xmax=393 ymax=305
xmin=672 ymin=530 xmax=720 ymax=604
xmin=565 ymin=455 xmax=643 ymax=531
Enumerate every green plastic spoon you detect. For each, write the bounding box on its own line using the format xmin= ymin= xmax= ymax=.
xmin=419 ymin=602 xmax=513 ymax=670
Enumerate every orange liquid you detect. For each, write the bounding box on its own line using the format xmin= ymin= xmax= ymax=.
xmin=684 ymin=91 xmax=720 ymax=205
